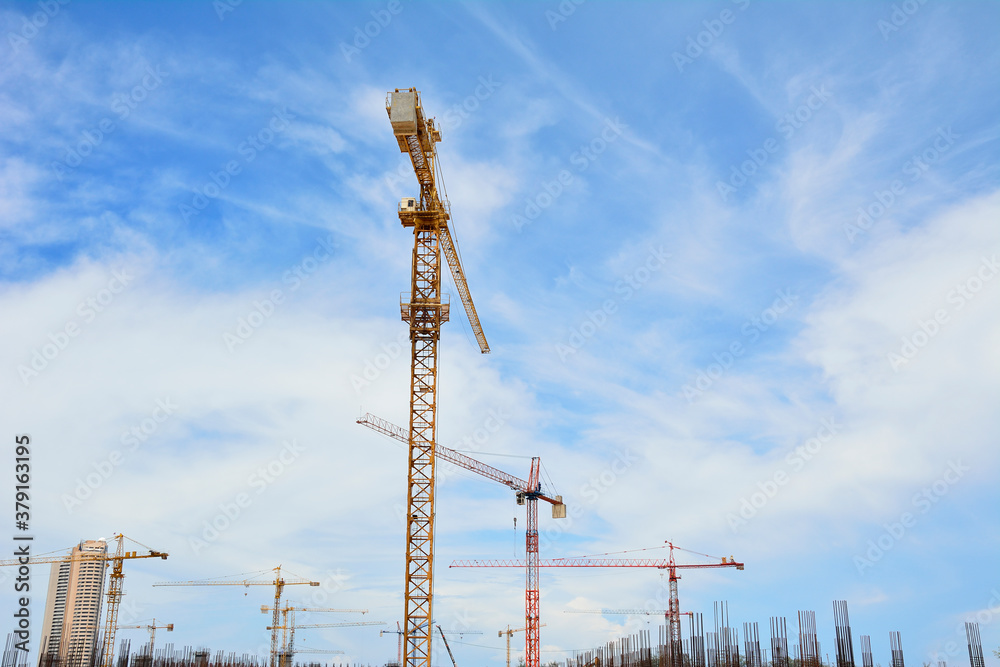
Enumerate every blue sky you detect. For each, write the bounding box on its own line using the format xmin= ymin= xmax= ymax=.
xmin=2 ymin=0 xmax=999 ymax=666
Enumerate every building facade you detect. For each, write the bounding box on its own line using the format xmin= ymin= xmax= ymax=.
xmin=39 ymin=540 xmax=108 ymax=667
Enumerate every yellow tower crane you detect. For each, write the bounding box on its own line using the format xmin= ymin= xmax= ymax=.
xmin=386 ymin=87 xmax=490 ymax=667
xmin=116 ymin=619 xmax=173 ymax=657
xmin=260 ymin=604 xmax=369 ymax=667
xmin=153 ymin=566 xmax=318 ymax=667
xmin=0 ymin=533 xmax=168 ymax=667
xmin=498 ymin=624 xmax=545 ymax=667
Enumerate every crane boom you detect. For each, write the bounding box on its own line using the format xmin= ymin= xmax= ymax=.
xmin=388 ymin=88 xmax=489 ymax=355
xmin=357 ymin=413 xmax=560 ymax=502
xmin=438 ymin=226 xmax=489 ymax=354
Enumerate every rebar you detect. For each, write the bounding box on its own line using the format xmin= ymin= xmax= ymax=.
xmin=833 ymin=600 xmax=855 ymax=667
xmin=890 ymin=631 xmax=905 ymax=667
xmin=965 ymin=623 xmax=985 ymax=667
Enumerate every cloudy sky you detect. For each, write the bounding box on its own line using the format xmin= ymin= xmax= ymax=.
xmin=2 ymin=0 xmax=999 ymax=665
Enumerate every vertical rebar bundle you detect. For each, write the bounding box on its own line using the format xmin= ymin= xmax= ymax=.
xmin=890 ymin=631 xmax=905 ymax=667
xmin=2 ymin=634 xmax=30 ymax=667
xmin=860 ymin=635 xmax=873 ymax=667
xmin=797 ymin=612 xmax=821 ymax=667
xmin=713 ymin=603 xmax=738 ymax=667
xmin=567 ymin=629 xmax=659 ymax=667
xmin=965 ymin=623 xmax=985 ymax=667
xmin=833 ymin=600 xmax=855 ymax=667
xmin=689 ymin=615 xmax=705 ymax=667
xmin=770 ymin=617 xmax=789 ymax=667
xmin=743 ymin=623 xmax=761 ymax=667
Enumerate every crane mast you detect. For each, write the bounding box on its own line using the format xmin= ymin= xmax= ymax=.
xmin=358 ymin=413 xmax=564 ymax=667
xmin=387 ymin=87 xmax=489 ymax=667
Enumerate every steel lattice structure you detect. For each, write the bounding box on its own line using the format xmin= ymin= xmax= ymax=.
xmin=386 ymin=88 xmax=489 ymax=667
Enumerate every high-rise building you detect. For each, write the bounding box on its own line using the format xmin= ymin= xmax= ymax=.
xmin=39 ymin=539 xmax=108 ymax=667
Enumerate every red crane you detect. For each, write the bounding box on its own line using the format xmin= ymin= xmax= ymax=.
xmin=357 ymin=413 xmax=565 ymax=667
xmin=451 ymin=542 xmax=744 ymax=663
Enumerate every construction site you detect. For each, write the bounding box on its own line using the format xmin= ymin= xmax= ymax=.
xmin=3 ymin=89 xmax=994 ymax=667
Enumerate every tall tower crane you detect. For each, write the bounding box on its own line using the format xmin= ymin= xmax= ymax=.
xmin=358 ymin=413 xmax=565 ymax=667
xmin=452 ymin=542 xmax=744 ymax=664
xmin=498 ymin=624 xmax=546 ymax=667
xmin=261 ymin=605 xmax=369 ymax=667
xmin=0 ymin=533 xmax=168 ymax=667
xmin=116 ymin=619 xmax=174 ymax=657
xmin=386 ymin=87 xmax=490 ymax=667
xmin=153 ymin=566 xmax=319 ymax=667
